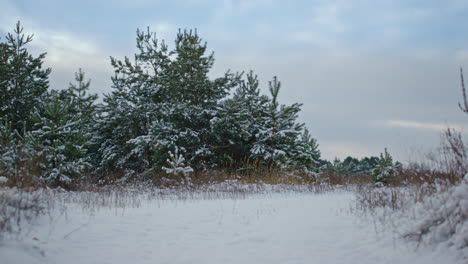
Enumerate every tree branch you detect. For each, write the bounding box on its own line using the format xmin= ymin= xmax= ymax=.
xmin=458 ymin=67 xmax=468 ymax=114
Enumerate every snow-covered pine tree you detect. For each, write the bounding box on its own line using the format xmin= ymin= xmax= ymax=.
xmin=340 ymin=156 xmax=361 ymax=176
xmin=161 ymin=146 xmax=194 ymax=184
xmin=92 ymin=28 xmax=171 ymax=174
xmin=0 ymin=119 xmax=39 ymax=186
xmin=151 ymin=29 xmax=239 ymax=170
xmin=0 ymin=21 xmax=51 ymax=135
xmin=30 ymin=92 xmax=90 ymax=186
xmin=66 ymin=68 xmax=98 ymax=123
xmin=0 ymin=119 xmax=16 ymax=173
xmin=358 ymin=156 xmax=380 ymax=175
xmin=63 ymin=69 xmax=98 ymax=178
xmin=251 ymin=76 xmax=304 ymax=168
xmin=211 ymin=71 xmax=269 ymax=167
xmin=372 ymin=148 xmax=401 ymax=186
xmin=325 ymin=158 xmax=347 ymax=176
xmin=92 ymin=27 xmax=319 ymax=176
xmin=210 ymin=97 xmax=252 ymax=167
xmin=0 ymin=119 xmax=21 ymax=178
xmin=292 ymin=128 xmax=321 ymax=171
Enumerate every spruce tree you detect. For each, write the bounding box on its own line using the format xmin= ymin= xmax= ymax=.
xmin=0 ymin=21 xmax=51 ymax=135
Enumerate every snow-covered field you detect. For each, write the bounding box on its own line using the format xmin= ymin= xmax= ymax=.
xmin=0 ymin=187 xmax=464 ymax=264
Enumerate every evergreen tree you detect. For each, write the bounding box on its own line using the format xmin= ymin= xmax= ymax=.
xmin=321 ymin=158 xmax=347 ymax=175
xmin=372 ymin=148 xmax=401 ymax=186
xmin=30 ymin=93 xmax=90 ymax=186
xmin=214 ymin=73 xmax=320 ymax=171
xmin=152 ymin=29 xmax=238 ymax=170
xmin=0 ymin=119 xmax=21 ymax=177
xmin=92 ymin=28 xmax=171 ymax=173
xmin=341 ymin=156 xmax=361 ymax=175
xmin=359 ymin=156 xmax=380 ymax=174
xmin=161 ymin=146 xmax=194 ymax=184
xmin=92 ymin=27 xmax=319 ymax=176
xmin=292 ymin=128 xmax=321 ymax=171
xmin=319 ymin=155 xmax=394 ymax=179
xmin=251 ymin=77 xmax=304 ymax=168
xmin=67 ymin=68 xmax=98 ymax=122
xmin=0 ymin=21 xmax=51 ymax=134
xmin=0 ymin=119 xmax=38 ymax=186
xmin=211 ymin=71 xmax=269 ymax=167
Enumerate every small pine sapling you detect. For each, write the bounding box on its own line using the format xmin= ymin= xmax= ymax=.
xmin=372 ymin=148 xmax=401 ymax=186
xmin=162 ymin=147 xmax=194 ymax=184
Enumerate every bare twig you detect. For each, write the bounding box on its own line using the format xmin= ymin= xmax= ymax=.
xmin=459 ymin=67 xmax=468 ymax=114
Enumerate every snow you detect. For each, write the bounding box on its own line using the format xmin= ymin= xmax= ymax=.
xmin=0 ymin=188 xmax=464 ymax=264
xmin=402 ymin=175 xmax=468 ymax=253
xmin=0 ymin=176 xmax=8 ymax=183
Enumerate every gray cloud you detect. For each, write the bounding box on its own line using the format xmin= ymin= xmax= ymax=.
xmin=2 ymin=0 xmax=468 ymax=162
xmin=211 ymin=50 xmax=468 ymax=160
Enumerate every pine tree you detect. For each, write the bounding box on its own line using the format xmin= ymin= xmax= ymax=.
xmin=211 ymin=71 xmax=269 ymax=167
xmin=67 ymin=68 xmax=98 ymax=122
xmin=0 ymin=119 xmax=38 ymax=186
xmin=92 ymin=28 xmax=171 ymax=173
xmin=30 ymin=93 xmax=90 ymax=186
xmin=372 ymin=148 xmax=401 ymax=186
xmin=0 ymin=119 xmax=20 ymax=177
xmin=152 ymin=29 xmax=239 ymax=170
xmin=161 ymin=146 xmax=194 ymax=184
xmin=92 ymin=27 xmax=319 ymax=176
xmin=292 ymin=128 xmax=321 ymax=171
xmin=0 ymin=21 xmax=51 ymax=135
xmin=359 ymin=156 xmax=380 ymax=174
xmin=251 ymin=76 xmax=304 ymax=168
xmin=214 ymin=73 xmax=320 ymax=171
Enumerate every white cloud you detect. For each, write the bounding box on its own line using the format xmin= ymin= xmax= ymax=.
xmin=28 ymin=29 xmax=111 ymax=91
xmin=29 ymin=30 xmax=101 ymax=69
xmin=107 ymin=0 xmax=160 ymax=8
xmin=383 ymin=120 xmax=465 ymax=132
xmin=0 ymin=2 xmax=111 ymax=93
xmin=286 ymin=2 xmax=350 ymax=49
xmin=290 ymin=31 xmax=336 ymax=48
xmin=0 ymin=1 xmax=103 ymax=68
xmin=309 ymin=1 xmax=349 ymax=33
xmin=0 ymin=1 xmax=20 ymax=31
xmin=454 ymin=50 xmax=468 ymax=63
xmin=210 ymin=0 xmax=274 ymax=26
xmin=146 ymin=22 xmax=178 ymax=43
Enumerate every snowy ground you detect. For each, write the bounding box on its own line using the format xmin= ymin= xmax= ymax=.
xmin=0 ymin=188 xmax=464 ymax=264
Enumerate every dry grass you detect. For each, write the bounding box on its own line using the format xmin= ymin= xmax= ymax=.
xmin=0 ymin=176 xmax=341 ymax=241
xmin=0 ymin=188 xmax=54 ymax=239
xmin=355 ymin=126 xmax=467 ymax=210
xmin=351 ymin=129 xmax=467 ymax=257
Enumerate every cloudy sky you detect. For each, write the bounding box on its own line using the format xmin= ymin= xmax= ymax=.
xmin=1 ymin=0 xmax=468 ymax=161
